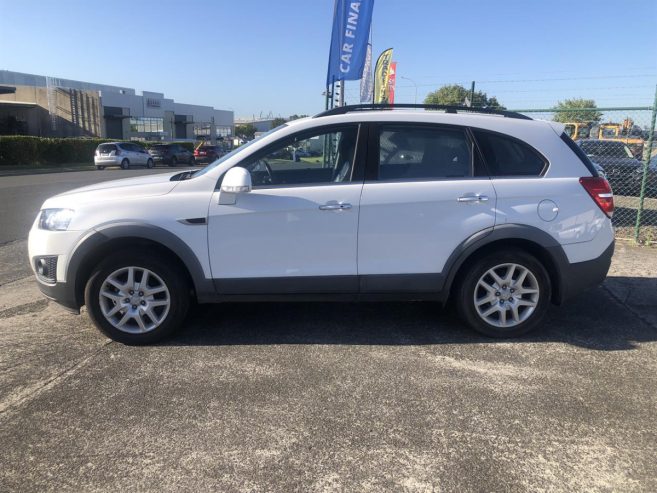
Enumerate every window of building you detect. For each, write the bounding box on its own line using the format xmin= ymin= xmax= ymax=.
xmin=473 ymin=130 xmax=546 ymax=176
xmin=129 ymin=117 xmax=164 ymax=134
xmin=378 ymin=125 xmax=472 ymax=181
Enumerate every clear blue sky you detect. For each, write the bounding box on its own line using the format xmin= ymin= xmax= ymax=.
xmin=1 ymin=0 xmax=655 ymax=118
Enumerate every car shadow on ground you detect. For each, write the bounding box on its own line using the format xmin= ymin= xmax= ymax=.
xmin=163 ymin=277 xmax=657 ymax=351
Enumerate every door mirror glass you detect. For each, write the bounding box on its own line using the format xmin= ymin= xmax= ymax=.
xmin=221 ymin=167 xmax=252 ymax=194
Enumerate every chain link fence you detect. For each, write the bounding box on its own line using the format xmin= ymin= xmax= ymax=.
xmin=513 ymin=106 xmax=657 ymax=244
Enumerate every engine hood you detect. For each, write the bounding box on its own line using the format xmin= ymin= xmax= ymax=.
xmin=43 ymin=171 xmax=187 ymax=208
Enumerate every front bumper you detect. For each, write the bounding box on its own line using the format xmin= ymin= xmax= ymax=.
xmin=35 ymin=279 xmax=80 ymax=313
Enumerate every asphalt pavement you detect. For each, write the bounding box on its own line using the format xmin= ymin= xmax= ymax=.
xmin=0 ymin=170 xmax=656 ymax=492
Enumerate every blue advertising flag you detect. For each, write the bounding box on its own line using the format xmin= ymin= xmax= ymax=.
xmin=326 ymin=0 xmax=375 ymax=87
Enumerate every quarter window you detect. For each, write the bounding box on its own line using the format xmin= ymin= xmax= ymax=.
xmin=377 ymin=126 xmax=472 ymax=180
xmin=473 ymin=130 xmax=546 ymax=176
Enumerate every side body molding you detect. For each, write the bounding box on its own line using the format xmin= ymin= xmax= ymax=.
xmin=67 ymin=223 xmax=215 ymax=305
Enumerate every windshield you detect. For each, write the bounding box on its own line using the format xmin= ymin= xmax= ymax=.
xmin=194 ymin=124 xmax=288 ymax=177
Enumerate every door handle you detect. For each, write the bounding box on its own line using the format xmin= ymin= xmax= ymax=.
xmin=319 ymin=202 xmax=352 ymax=210
xmin=457 ymin=194 xmax=489 ymax=203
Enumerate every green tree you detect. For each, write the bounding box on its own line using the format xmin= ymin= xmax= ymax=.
xmin=288 ymin=114 xmax=309 ymax=121
xmin=271 ymin=117 xmax=287 ymax=128
xmin=552 ymin=98 xmax=602 ymax=123
xmin=423 ymin=84 xmax=504 ymax=109
xmin=235 ymin=123 xmax=256 ymax=140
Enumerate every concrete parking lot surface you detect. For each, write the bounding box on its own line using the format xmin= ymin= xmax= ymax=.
xmin=1 ymin=171 xmax=656 ymax=492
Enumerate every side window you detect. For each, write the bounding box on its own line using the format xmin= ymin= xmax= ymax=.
xmin=473 ymin=130 xmax=546 ymax=176
xmin=377 ymin=126 xmax=472 ymax=181
xmin=240 ymin=126 xmax=358 ymax=187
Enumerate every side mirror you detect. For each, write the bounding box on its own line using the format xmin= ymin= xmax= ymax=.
xmin=219 ymin=167 xmax=252 ymax=205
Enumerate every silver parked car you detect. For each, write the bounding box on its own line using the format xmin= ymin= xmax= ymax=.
xmin=94 ymin=142 xmax=154 ymax=170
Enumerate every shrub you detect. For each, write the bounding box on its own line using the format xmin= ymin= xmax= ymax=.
xmin=0 ymin=137 xmax=196 ymax=166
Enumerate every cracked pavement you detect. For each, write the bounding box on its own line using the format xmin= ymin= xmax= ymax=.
xmin=1 ymin=171 xmax=656 ymax=492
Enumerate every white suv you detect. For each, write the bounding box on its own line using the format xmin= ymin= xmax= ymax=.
xmin=29 ymin=105 xmax=615 ymax=344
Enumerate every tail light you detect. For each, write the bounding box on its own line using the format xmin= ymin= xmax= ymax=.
xmin=193 ymin=150 xmax=199 ymax=156
xmin=580 ymin=176 xmax=614 ymax=217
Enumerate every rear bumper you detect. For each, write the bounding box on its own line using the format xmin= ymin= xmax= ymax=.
xmin=553 ymin=240 xmax=614 ymax=304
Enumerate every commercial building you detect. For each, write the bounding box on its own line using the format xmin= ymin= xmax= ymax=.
xmin=0 ymin=70 xmax=233 ymax=143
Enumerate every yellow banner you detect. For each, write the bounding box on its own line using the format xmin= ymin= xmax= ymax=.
xmin=374 ymin=48 xmax=393 ymax=104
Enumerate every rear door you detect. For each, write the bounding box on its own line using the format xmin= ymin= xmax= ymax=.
xmin=357 ymin=123 xmax=496 ymax=292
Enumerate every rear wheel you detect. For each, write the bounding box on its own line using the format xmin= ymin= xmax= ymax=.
xmin=96 ymin=166 xmax=105 ymax=170
xmin=456 ymin=249 xmax=551 ymax=338
xmin=84 ymin=252 xmax=190 ymax=344
xmin=189 ymin=156 xmax=195 ymax=165
xmin=121 ymin=159 xmax=130 ymax=170
xmin=170 ymin=156 xmax=178 ymax=167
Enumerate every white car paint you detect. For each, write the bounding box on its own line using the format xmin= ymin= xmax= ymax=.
xmin=29 ymin=109 xmax=613 ymax=294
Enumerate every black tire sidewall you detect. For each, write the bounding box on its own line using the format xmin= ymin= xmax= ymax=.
xmin=147 ymin=158 xmax=154 ymax=168
xmin=121 ymin=159 xmax=129 ymax=169
xmin=84 ymin=252 xmax=190 ymax=344
xmin=457 ymin=250 xmax=551 ymax=338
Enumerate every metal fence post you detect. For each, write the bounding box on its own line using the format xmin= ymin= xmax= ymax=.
xmin=633 ymin=84 xmax=657 ymax=242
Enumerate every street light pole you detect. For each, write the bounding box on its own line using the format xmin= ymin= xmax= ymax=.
xmin=400 ymin=76 xmax=418 ymax=104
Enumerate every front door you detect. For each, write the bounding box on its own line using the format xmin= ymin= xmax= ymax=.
xmin=207 ymin=124 xmax=364 ymax=294
xmin=357 ymin=123 xmax=497 ymax=292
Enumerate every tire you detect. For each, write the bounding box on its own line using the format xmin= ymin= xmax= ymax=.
xmin=189 ymin=156 xmax=195 ymax=165
xmin=456 ymin=249 xmax=551 ymax=338
xmin=96 ymin=166 xmax=105 ymax=170
xmin=121 ymin=159 xmax=130 ymax=170
xmin=146 ymin=158 xmax=154 ymax=169
xmin=170 ymin=156 xmax=178 ymax=167
xmin=84 ymin=251 xmax=190 ymax=345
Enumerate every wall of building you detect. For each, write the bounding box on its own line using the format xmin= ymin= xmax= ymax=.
xmin=0 ymin=70 xmax=234 ymax=143
xmin=0 ymin=85 xmax=102 ymax=137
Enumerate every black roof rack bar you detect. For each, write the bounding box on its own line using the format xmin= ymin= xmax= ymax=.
xmin=314 ymin=103 xmax=532 ymax=120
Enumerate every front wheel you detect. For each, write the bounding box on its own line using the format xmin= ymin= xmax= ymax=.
xmin=456 ymin=249 xmax=551 ymax=338
xmin=84 ymin=252 xmax=190 ymax=344
xmin=146 ymin=158 xmax=154 ymax=169
xmin=170 ymin=156 xmax=178 ymax=167
xmin=121 ymin=159 xmax=130 ymax=170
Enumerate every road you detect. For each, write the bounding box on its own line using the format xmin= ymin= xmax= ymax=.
xmin=1 ymin=170 xmax=656 ymax=492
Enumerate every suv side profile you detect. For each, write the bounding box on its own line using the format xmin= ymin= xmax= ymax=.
xmin=30 ymin=105 xmax=614 ymax=344
xmin=94 ymin=142 xmax=153 ymax=170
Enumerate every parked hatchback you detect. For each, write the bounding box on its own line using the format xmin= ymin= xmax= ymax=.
xmin=94 ymin=142 xmax=153 ymax=170
xmin=148 ymin=144 xmax=195 ymax=166
xmin=31 ymin=105 xmax=614 ymax=344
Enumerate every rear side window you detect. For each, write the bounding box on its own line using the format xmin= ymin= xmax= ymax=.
xmin=473 ymin=130 xmax=546 ymax=176
xmin=378 ymin=125 xmax=472 ymax=180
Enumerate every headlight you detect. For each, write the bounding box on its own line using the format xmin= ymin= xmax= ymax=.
xmin=38 ymin=208 xmax=75 ymax=231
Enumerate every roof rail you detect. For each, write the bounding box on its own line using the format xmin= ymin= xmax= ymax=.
xmin=313 ymin=103 xmax=532 ymax=120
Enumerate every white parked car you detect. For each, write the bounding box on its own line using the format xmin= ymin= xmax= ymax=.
xmin=94 ymin=142 xmax=154 ymax=170
xmin=29 ymin=105 xmax=615 ymax=344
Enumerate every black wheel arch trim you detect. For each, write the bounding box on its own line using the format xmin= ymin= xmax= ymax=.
xmin=66 ymin=223 xmax=214 ymax=308
xmin=440 ymin=224 xmax=572 ymax=304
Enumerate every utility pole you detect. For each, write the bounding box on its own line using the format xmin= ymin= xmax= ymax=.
xmin=470 ymin=81 xmax=476 ymax=107
xmin=400 ymin=76 xmax=418 ymax=104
